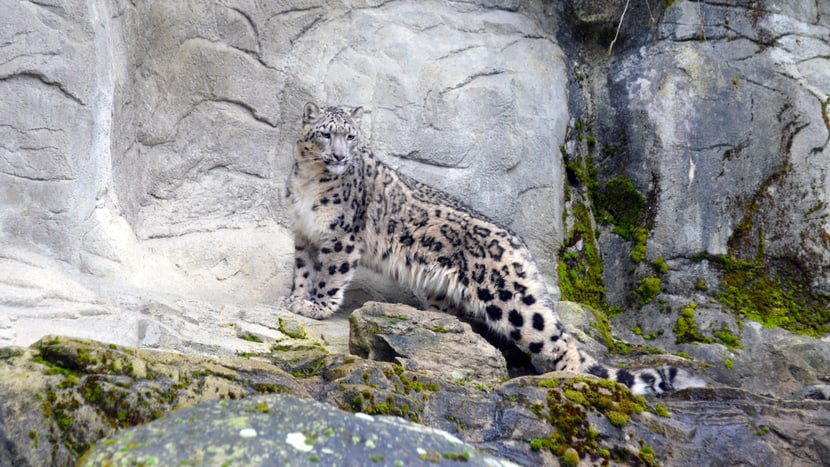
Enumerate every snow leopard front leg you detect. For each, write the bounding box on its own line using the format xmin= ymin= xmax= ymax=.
xmin=280 ymin=232 xmax=319 ymax=308
xmin=284 ymin=233 xmax=361 ymax=320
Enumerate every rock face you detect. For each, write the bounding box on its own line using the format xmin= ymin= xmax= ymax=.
xmin=349 ymin=302 xmax=510 ymax=386
xmin=79 ymin=394 xmax=515 ymax=467
xmin=2 ymin=1 xmax=830 ymax=465
xmin=3 ymin=317 xmax=829 ymax=467
xmin=561 ymin=1 xmax=830 ymax=336
xmin=0 ymin=0 xmax=565 ymax=320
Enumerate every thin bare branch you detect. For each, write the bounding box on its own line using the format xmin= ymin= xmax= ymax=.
xmin=698 ymin=0 xmax=707 ymax=41
xmin=645 ymin=0 xmax=655 ymax=26
xmin=608 ymin=0 xmax=631 ymax=55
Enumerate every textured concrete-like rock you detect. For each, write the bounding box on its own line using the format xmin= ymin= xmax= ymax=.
xmin=2 ymin=2 xmax=830 ymax=465
xmin=0 ymin=0 xmax=566 ymax=355
xmin=3 ymin=333 xmax=828 ymax=467
xmin=349 ymin=302 xmax=509 ymax=386
xmin=79 ymin=394 xmax=516 ymax=467
xmin=616 ymin=4 xmax=830 ymax=284
xmin=0 ymin=336 xmax=310 ymax=467
xmin=564 ymin=0 xmax=830 ymax=398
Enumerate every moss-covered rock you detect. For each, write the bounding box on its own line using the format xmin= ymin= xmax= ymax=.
xmin=0 ymin=336 xmax=309 ymax=466
xmin=79 ymin=394 xmax=510 ymax=467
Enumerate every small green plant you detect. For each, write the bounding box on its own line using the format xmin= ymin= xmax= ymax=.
xmin=596 ymin=177 xmax=646 ymax=238
xmin=606 ymin=410 xmax=629 ymax=427
xmin=639 ymin=445 xmax=655 ymax=465
xmin=561 ymin=448 xmax=580 ymax=466
xmin=713 ymin=325 xmax=742 ymax=349
xmin=724 ymin=359 xmax=734 ymax=370
xmin=630 ymin=324 xmax=661 ymax=340
xmin=630 ymin=228 xmax=649 ymax=263
xmin=654 ymin=403 xmax=670 ymax=418
xmin=653 ymin=256 xmax=668 ymax=274
xmin=673 ymin=303 xmax=713 ymax=344
xmin=636 ymin=277 xmax=662 ymax=306
xmin=694 ymin=278 xmax=708 ymax=291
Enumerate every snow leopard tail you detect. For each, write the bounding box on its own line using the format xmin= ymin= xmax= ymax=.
xmin=583 ymin=355 xmax=705 ymax=396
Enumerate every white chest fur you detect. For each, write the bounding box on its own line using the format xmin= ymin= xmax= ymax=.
xmin=289 ymin=172 xmax=346 ymax=244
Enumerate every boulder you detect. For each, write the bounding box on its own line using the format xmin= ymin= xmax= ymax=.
xmin=2 ymin=315 xmax=829 ymax=467
xmin=0 ymin=335 xmax=310 ymax=467
xmin=79 ymin=394 xmax=516 ymax=467
xmin=349 ymin=302 xmax=509 ymax=386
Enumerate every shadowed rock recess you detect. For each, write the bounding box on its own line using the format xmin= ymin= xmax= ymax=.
xmin=1 ymin=1 xmax=829 ymax=466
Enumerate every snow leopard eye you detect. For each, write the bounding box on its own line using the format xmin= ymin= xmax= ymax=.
xmin=347 ymin=134 xmax=356 ymax=141
xmin=320 ymin=132 xmax=331 ymax=139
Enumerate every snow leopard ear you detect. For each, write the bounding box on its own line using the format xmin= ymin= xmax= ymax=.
xmin=349 ymin=106 xmax=363 ymax=123
xmin=303 ymin=102 xmax=321 ymax=124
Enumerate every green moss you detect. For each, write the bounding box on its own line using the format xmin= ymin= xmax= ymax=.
xmin=639 ymin=445 xmax=656 ymax=465
xmin=559 ymin=198 xmax=608 ymax=311
xmin=707 ymin=149 xmax=830 ymax=337
xmin=629 ymin=228 xmax=649 ymax=263
xmin=33 ymin=355 xmax=76 ymax=377
xmin=240 ymin=335 xmax=263 ymax=343
xmin=630 ymin=324 xmax=662 ymax=341
xmin=560 ymin=154 xmax=661 ymax=355
xmin=756 ymin=425 xmax=770 ymax=436
xmin=587 ymin=306 xmax=632 ymax=355
xmin=538 ymin=378 xmax=561 ymax=389
xmin=653 ymin=256 xmax=668 ymax=274
xmin=442 ymin=451 xmax=471 ymax=461
xmin=255 ymin=401 xmax=270 ymax=413
xmin=291 ymin=356 xmax=327 ymax=378
xmin=654 ymin=403 xmax=671 ymax=418
xmin=635 ymin=277 xmax=662 ymax=306
xmin=560 ymin=447 xmax=580 ymax=466
xmin=596 ymin=177 xmax=646 ymax=236
xmin=724 ymin=359 xmax=734 ymax=370
xmin=713 ymin=325 xmax=743 ymax=349
xmin=528 ymin=377 xmax=647 ymax=463
xmin=673 ymin=303 xmax=713 ymax=344
xmin=605 ymin=410 xmax=629 ymax=427
xmin=563 ymin=389 xmax=589 ymax=405
xmin=708 ymin=253 xmax=830 ymax=337
xmin=695 ymin=278 xmax=709 ymax=291
xmin=56 ymin=412 xmax=73 ymax=431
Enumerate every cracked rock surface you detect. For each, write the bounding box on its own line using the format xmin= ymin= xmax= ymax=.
xmin=1 ymin=1 xmax=567 ymax=355
xmin=1 ymin=1 xmax=830 ymax=466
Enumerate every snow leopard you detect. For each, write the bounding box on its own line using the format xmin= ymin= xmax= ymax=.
xmin=280 ymin=102 xmax=704 ymax=396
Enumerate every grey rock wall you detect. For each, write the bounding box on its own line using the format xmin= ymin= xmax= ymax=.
xmin=625 ymin=2 xmax=829 ymax=290
xmin=562 ymin=0 xmax=830 ymax=397
xmin=1 ymin=0 xmax=828 ymax=404
xmin=0 ymin=0 xmax=566 ymax=325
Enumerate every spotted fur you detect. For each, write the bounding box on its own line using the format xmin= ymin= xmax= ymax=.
xmin=281 ymin=103 xmax=705 ymax=396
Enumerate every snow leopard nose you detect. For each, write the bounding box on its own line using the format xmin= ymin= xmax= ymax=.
xmin=331 ymin=136 xmax=349 ymax=161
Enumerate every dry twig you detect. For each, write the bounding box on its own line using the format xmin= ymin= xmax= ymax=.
xmin=608 ymin=0 xmax=631 ymax=55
